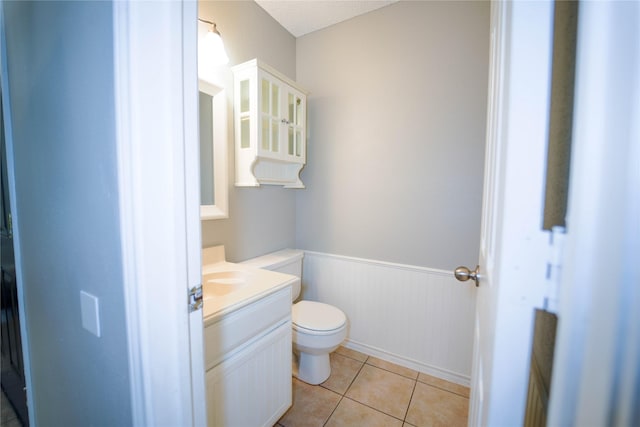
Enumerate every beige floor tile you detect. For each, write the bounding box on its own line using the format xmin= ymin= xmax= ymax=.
xmin=405 ymin=382 xmax=469 ymax=427
xmin=366 ymin=356 xmax=419 ymax=379
xmin=345 ymin=364 xmax=415 ymax=419
xmin=403 ymin=423 xmax=417 ymax=427
xmin=417 ymin=373 xmax=470 ymax=398
xmin=279 ymin=378 xmax=342 ymax=427
xmin=335 ymin=346 xmax=368 ymax=362
xmin=321 ymin=352 xmax=365 ymax=394
xmin=325 ymin=397 xmax=403 ymax=427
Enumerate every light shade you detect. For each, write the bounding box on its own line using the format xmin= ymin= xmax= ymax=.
xmin=198 ymin=20 xmax=229 ymax=67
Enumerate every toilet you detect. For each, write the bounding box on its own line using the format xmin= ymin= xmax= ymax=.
xmin=241 ymin=249 xmax=347 ymax=385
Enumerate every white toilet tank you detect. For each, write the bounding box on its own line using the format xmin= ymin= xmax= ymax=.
xmin=240 ymin=249 xmax=304 ymax=300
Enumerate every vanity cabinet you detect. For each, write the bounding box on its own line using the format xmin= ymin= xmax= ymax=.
xmin=205 ymin=286 xmax=292 ymax=427
xmin=232 ymin=59 xmax=308 ymax=188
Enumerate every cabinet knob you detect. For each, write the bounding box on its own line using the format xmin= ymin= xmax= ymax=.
xmin=281 ymin=118 xmax=290 ymax=125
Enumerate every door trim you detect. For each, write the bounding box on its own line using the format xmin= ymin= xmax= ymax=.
xmin=113 ymin=1 xmax=204 ymax=425
xmin=548 ymin=2 xmax=640 ymax=424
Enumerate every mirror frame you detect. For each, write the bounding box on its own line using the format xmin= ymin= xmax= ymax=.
xmin=199 ymin=79 xmax=229 ymax=220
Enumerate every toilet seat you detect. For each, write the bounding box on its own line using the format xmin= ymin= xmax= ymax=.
xmin=293 ymin=301 xmax=346 ymax=334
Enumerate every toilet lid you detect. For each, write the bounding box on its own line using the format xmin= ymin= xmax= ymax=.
xmin=293 ymin=301 xmax=346 ymax=331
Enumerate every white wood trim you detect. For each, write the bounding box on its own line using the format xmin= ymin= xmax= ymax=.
xmin=113 ymin=1 xmax=201 ymax=425
xmin=112 ymin=5 xmax=145 ymax=424
xmin=342 ymin=340 xmax=470 ymax=386
xmin=198 ymin=80 xmax=229 ymax=221
xmin=302 ymin=250 xmax=454 ymax=277
xmin=183 ymin=2 xmax=207 ymax=425
xmin=548 ymin=2 xmax=640 ymax=425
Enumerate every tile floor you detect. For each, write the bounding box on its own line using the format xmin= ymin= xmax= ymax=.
xmin=276 ymin=346 xmax=469 ymax=427
xmin=1 ymin=390 xmax=23 ymax=427
xmin=1 ymin=347 xmax=468 ymax=427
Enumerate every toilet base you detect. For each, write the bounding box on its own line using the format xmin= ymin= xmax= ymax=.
xmin=293 ymin=351 xmax=331 ymax=385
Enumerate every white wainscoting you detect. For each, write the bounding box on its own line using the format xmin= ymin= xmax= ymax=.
xmin=301 ymin=251 xmax=477 ymax=386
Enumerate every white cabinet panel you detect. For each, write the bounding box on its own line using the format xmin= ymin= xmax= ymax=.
xmin=204 ymin=285 xmax=292 ymax=426
xmin=206 ymin=322 xmax=292 ymax=427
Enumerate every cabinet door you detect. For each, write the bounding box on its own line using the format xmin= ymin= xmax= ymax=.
xmin=206 ymin=321 xmax=292 ymax=427
xmin=237 ymin=77 xmax=252 ymax=150
xmin=258 ymin=72 xmax=282 ymax=159
xmin=283 ymin=87 xmax=306 ymax=163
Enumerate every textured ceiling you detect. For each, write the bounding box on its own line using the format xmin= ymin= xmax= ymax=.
xmin=255 ymin=0 xmax=398 ymax=37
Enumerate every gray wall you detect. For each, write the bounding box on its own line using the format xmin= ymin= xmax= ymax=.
xmin=295 ymin=1 xmax=490 ymax=269
xmin=199 ymin=1 xmax=298 ymax=262
xmin=2 ymin=2 xmax=132 ymax=424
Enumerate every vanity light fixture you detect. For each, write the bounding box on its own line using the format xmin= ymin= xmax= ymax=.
xmin=198 ymin=18 xmax=229 ymax=66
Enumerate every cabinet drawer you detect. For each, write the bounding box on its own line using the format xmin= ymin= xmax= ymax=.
xmin=204 ymin=287 xmax=291 ymax=370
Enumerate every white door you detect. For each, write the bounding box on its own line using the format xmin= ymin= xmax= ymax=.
xmin=465 ymin=2 xmax=556 ymax=425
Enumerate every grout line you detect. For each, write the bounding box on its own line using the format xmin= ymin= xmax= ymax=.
xmin=343 ymin=356 xmax=367 ymax=396
xmin=402 ymin=378 xmax=418 ymax=422
xmin=364 ymin=358 xmax=420 ymax=381
xmin=322 ymin=395 xmax=344 ymax=427
xmin=297 ymin=350 xmax=469 ymax=426
xmin=318 ymin=356 xmax=367 ymax=396
xmin=341 ymin=396 xmax=407 ymax=424
xmin=417 ymin=381 xmax=471 ymax=399
xmin=322 ymin=354 xmax=368 ymax=426
xmin=346 ymin=359 xmax=418 ymax=424
xmin=339 ymin=346 xmax=470 ymax=393
xmin=335 ymin=347 xmax=369 ymax=364
xmin=327 ymin=356 xmax=412 ymax=424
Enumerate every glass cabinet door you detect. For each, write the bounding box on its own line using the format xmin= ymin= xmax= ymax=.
xmin=260 ymin=77 xmax=280 ymax=155
xmin=239 ymin=79 xmax=251 ymax=149
xmin=285 ymin=89 xmax=305 ymax=161
xmin=294 ymin=93 xmax=303 ymax=159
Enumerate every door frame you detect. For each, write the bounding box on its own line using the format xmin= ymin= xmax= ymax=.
xmin=113 ymin=1 xmax=205 ymax=425
xmin=548 ymin=2 xmax=640 ymax=424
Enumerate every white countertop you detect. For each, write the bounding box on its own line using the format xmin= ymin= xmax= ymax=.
xmin=202 ymin=261 xmax=297 ymax=326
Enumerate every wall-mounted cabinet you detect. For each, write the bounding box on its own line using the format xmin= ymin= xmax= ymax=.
xmin=232 ymin=59 xmax=308 ymax=188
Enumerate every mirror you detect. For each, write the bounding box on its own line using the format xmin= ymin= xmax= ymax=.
xmin=199 ymin=79 xmax=228 ymax=220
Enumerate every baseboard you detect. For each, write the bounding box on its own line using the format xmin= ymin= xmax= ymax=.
xmin=342 ymin=338 xmax=471 ymax=387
